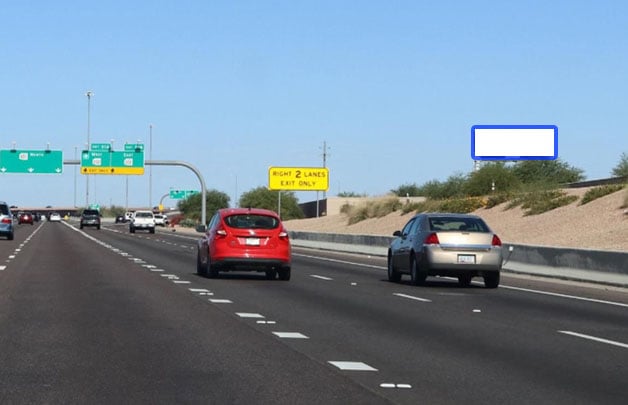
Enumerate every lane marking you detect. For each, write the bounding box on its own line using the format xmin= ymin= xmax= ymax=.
xmin=311 ymin=275 xmax=333 ymax=281
xmin=380 ymin=383 xmax=412 ymax=389
xmin=173 ymin=280 xmax=191 ymax=284
xmin=558 ymin=331 xmax=628 ymax=349
xmin=393 ymin=293 xmax=432 ymax=303
xmin=189 ymin=288 xmax=211 ymax=294
xmin=502 ymin=285 xmax=628 ymax=308
xmin=257 ymin=320 xmax=277 ymax=324
xmin=272 ymin=332 xmax=309 ymax=339
xmin=328 ymin=361 xmax=377 ymax=371
xmin=210 ymin=299 xmax=233 ymax=304
xmin=0 ymin=265 xmax=6 ymax=271
xmin=236 ymin=313 xmax=265 ymax=319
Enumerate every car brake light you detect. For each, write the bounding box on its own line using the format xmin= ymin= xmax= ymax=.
xmin=424 ymin=233 xmax=439 ymax=245
xmin=492 ymin=234 xmax=502 ymax=246
xmin=1 ymin=218 xmax=11 ymax=224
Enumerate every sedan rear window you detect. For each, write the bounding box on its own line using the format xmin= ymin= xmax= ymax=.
xmin=429 ymin=217 xmax=489 ymax=232
xmin=225 ymin=214 xmax=279 ymax=229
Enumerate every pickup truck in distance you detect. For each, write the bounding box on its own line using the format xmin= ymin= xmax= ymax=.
xmin=130 ymin=210 xmax=155 ymax=234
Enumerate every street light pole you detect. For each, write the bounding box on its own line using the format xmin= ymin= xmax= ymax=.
xmin=85 ymin=91 xmax=93 ymax=207
xmin=74 ymin=146 xmax=77 ymax=207
xmin=149 ymin=124 xmax=153 ymax=209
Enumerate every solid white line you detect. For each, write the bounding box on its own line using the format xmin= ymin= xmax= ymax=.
xmin=393 ymin=293 xmax=432 ymax=303
xmin=311 ymin=275 xmax=333 ymax=281
xmin=328 ymin=361 xmax=377 ymax=371
xmin=558 ymin=331 xmax=628 ymax=349
xmin=502 ymin=285 xmax=628 ymax=308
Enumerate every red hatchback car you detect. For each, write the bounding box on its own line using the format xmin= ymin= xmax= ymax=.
xmin=196 ymin=208 xmax=292 ymax=280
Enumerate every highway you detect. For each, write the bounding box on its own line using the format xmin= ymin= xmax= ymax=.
xmin=1 ymin=220 xmax=627 ymax=404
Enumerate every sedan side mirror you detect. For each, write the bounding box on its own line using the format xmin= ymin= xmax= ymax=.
xmin=393 ymin=230 xmax=401 ymax=237
xmin=195 ymin=224 xmax=207 ymax=233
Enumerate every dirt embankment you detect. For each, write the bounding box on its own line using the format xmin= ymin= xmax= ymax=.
xmin=283 ymin=189 xmax=628 ymax=252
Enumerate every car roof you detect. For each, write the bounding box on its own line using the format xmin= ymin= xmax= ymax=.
xmin=219 ymin=207 xmax=280 ymax=217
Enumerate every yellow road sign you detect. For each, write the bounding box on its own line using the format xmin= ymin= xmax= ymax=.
xmin=268 ymin=167 xmax=329 ymax=191
xmin=81 ymin=166 xmax=144 ymax=175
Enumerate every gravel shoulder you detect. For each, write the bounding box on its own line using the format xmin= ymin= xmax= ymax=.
xmin=283 ymin=188 xmax=628 ymax=252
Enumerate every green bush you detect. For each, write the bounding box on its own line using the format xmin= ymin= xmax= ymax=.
xmin=579 ymin=185 xmax=625 ymax=205
xmin=485 ymin=193 xmax=512 ymax=208
xmin=439 ymin=197 xmax=485 ymax=213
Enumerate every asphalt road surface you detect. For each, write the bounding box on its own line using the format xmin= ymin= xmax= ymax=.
xmin=1 ymin=220 xmax=627 ymax=404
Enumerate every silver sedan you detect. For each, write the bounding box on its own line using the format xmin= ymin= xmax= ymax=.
xmin=388 ymin=213 xmax=503 ymax=288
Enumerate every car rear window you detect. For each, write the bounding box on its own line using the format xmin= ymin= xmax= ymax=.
xmin=224 ymin=214 xmax=279 ymax=229
xmin=135 ymin=212 xmax=153 ymax=218
xmin=429 ymin=217 xmax=489 ymax=232
xmin=83 ymin=210 xmax=99 ymax=216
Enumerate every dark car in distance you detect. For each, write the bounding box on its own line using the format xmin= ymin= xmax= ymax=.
xmin=80 ymin=209 xmax=101 ymax=230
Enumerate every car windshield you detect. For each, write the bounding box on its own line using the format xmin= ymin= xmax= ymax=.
xmin=428 ymin=216 xmax=489 ymax=232
xmin=225 ymin=214 xmax=279 ymax=229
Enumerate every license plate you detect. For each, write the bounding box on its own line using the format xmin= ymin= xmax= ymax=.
xmin=245 ymin=238 xmax=260 ymax=246
xmin=457 ymin=254 xmax=476 ymax=264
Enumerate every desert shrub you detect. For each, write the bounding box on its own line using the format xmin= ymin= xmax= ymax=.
xmin=439 ymin=197 xmax=485 ymax=213
xmin=346 ymin=196 xmax=402 ymax=224
xmin=339 ymin=203 xmax=353 ymax=215
xmin=623 ymin=189 xmax=628 ymax=209
xmin=485 ymin=192 xmax=512 ymax=208
xmin=507 ymin=190 xmax=577 ymax=216
xmin=579 ymin=185 xmax=625 ymax=205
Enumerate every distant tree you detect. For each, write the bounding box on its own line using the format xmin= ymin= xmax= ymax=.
xmin=390 ymin=183 xmax=422 ymax=197
xmin=511 ymin=159 xmax=585 ymax=185
xmin=611 ymin=152 xmax=628 ymax=177
xmin=177 ymin=189 xmax=230 ymax=223
xmin=464 ymin=162 xmax=521 ymax=196
xmin=415 ymin=173 xmax=468 ymax=199
xmin=238 ymin=187 xmax=304 ymax=220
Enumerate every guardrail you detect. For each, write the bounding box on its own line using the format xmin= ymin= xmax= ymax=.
xmin=288 ymin=231 xmax=628 ymax=287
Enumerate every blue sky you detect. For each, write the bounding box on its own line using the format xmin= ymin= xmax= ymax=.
xmin=1 ymin=0 xmax=627 ymax=209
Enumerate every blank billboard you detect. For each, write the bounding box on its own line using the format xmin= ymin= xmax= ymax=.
xmin=471 ymin=125 xmax=558 ymax=160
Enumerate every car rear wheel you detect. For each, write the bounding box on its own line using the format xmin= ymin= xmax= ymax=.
xmin=196 ymin=251 xmax=207 ymax=276
xmin=278 ymin=267 xmax=291 ymax=281
xmin=8 ymin=232 xmax=14 ymax=241
xmin=265 ymin=269 xmax=277 ymax=280
xmin=410 ymin=256 xmax=427 ymax=286
xmin=130 ymin=226 xmax=135 ymax=233
xmin=484 ymin=272 xmax=500 ymax=288
xmin=150 ymin=228 xmax=155 ymax=234
xmin=387 ymin=256 xmax=401 ymax=282
xmin=458 ymin=274 xmax=472 ymax=287
xmin=207 ymin=258 xmax=219 ymax=278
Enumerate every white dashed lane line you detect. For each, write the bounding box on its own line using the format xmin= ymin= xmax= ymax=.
xmin=236 ymin=313 xmax=265 ymax=319
xmin=272 ymin=332 xmax=309 ymax=339
xmin=210 ymin=299 xmax=233 ymax=304
xmin=311 ymin=275 xmax=333 ymax=281
xmin=393 ymin=293 xmax=432 ymax=303
xmin=328 ymin=361 xmax=377 ymax=371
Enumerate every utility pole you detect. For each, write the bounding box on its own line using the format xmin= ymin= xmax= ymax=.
xmin=149 ymin=124 xmax=153 ymax=209
xmin=316 ymin=141 xmax=330 ymax=217
xmin=85 ymin=91 xmax=93 ymax=207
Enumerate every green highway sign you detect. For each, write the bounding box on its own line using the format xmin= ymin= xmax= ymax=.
xmin=0 ymin=149 xmax=63 ymax=174
xmin=81 ymin=146 xmax=144 ymax=175
xmin=169 ymin=189 xmax=199 ymax=199
xmin=125 ymin=143 xmax=144 ymax=152
xmin=90 ymin=143 xmax=111 ymax=152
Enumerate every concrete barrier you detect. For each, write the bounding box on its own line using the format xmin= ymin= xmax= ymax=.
xmin=288 ymin=231 xmax=628 ymax=287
